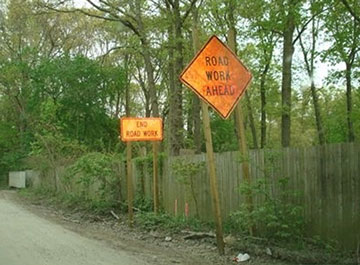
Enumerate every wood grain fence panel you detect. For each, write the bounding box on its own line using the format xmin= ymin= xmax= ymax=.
xmin=303 ymin=148 xmax=311 ymax=225
xmin=341 ymin=143 xmax=355 ymax=248
xmin=133 ymin=143 xmax=359 ymax=249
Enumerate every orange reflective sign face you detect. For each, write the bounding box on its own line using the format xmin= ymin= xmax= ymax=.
xmin=120 ymin=117 xmax=163 ymax=142
xmin=180 ymin=35 xmax=252 ymax=119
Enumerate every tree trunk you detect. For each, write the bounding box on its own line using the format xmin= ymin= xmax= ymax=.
xmin=245 ymin=92 xmax=258 ymax=149
xmin=134 ymin=1 xmax=159 ymax=117
xmin=260 ymin=62 xmax=270 ymax=148
xmin=298 ymin=16 xmax=326 ymax=146
xmin=281 ymin=11 xmax=295 ymax=147
xmin=345 ymin=62 xmax=355 ymax=142
xmin=186 ymin=92 xmax=194 ymax=141
xmin=119 ymin=54 xmax=131 ymax=118
xmin=192 ymin=95 xmax=202 ymax=153
xmin=141 ymin=42 xmax=159 ymax=117
xmin=191 ymin=8 xmax=202 ymax=154
xmin=310 ymin=80 xmax=325 ymax=145
xmin=169 ymin=0 xmax=184 ymax=156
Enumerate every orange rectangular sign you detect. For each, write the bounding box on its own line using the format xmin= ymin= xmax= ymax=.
xmin=120 ymin=117 xmax=163 ymax=142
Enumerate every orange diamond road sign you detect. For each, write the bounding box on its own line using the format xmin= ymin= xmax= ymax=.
xmin=180 ymin=35 xmax=252 ymax=119
xmin=120 ymin=117 xmax=163 ymax=142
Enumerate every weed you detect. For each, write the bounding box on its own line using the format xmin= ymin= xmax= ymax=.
xmin=134 ymin=194 xmax=153 ymax=212
xmin=226 ymin=177 xmax=305 ymax=243
xmin=171 ymin=159 xmax=205 ymax=217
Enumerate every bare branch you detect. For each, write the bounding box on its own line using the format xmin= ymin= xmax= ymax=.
xmin=164 ymin=0 xmax=175 ymax=9
xmin=293 ymin=6 xmax=330 ymax=45
xmin=181 ymin=0 xmax=198 ymax=25
xmin=76 ymin=9 xmax=119 ymax=22
xmin=98 ymin=45 xmax=128 ymax=62
xmin=98 ymin=0 xmax=138 ymax=22
xmin=45 ymin=1 xmax=139 ymax=37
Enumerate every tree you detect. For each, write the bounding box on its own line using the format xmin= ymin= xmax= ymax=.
xmin=280 ymin=0 xmax=297 ymax=147
xmin=324 ymin=1 xmax=360 ymax=142
xmin=339 ymin=0 xmax=360 ymax=23
xmin=162 ymin=0 xmax=199 ymax=155
xmin=30 ymin=55 xmax=126 ymax=150
xmin=238 ymin=0 xmax=280 ymax=148
xmin=42 ymin=0 xmax=161 ymax=117
xmin=298 ymin=0 xmax=326 ymax=145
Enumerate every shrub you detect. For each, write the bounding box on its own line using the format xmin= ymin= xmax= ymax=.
xmin=227 ymin=177 xmax=305 ymax=243
xmin=63 ymin=152 xmax=121 ymax=211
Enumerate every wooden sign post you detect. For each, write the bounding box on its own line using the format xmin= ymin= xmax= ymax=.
xmin=126 ymin=141 xmax=134 ymax=226
xmin=180 ymin=35 xmax=252 ymax=255
xmin=228 ymin=29 xmax=254 ymax=235
xmin=152 ymin=141 xmax=160 ymax=213
xmin=120 ymin=117 xmax=163 ymax=223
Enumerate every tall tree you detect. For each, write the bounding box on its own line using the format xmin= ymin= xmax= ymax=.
xmin=324 ymin=2 xmax=360 ymax=142
xmin=191 ymin=5 xmax=202 ymax=153
xmin=163 ymin=0 xmax=199 ymax=155
xmin=239 ymin=0 xmax=279 ymax=148
xmin=43 ymin=0 xmax=161 ymax=117
xmin=228 ymin=1 xmax=258 ymax=149
xmin=280 ymin=0 xmax=297 ymax=147
xmin=298 ymin=0 xmax=326 ymax=145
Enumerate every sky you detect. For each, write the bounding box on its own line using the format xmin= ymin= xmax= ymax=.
xmin=73 ymin=0 xmax=94 ymax=8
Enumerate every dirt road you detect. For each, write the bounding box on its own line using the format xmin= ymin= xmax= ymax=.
xmin=0 ymin=190 xmax=233 ymax=265
xmin=0 ymin=190 xmax=150 ymax=265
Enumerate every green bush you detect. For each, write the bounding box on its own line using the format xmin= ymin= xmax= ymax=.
xmin=63 ymin=152 xmax=121 ymax=211
xmin=134 ymin=194 xmax=153 ymax=212
xmin=227 ymin=177 xmax=305 ymax=242
xmin=171 ymin=159 xmax=205 ymax=217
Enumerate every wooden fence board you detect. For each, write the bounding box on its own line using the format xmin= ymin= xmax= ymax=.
xmin=131 ymin=143 xmax=359 ymax=249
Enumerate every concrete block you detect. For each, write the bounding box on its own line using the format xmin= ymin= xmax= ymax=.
xmin=9 ymin=171 xmax=26 ymax=188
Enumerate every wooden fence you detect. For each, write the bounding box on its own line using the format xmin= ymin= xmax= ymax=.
xmin=132 ymin=143 xmax=360 ymax=249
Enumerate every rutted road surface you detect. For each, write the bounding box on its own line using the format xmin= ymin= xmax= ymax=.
xmin=0 ymin=190 xmax=148 ymax=265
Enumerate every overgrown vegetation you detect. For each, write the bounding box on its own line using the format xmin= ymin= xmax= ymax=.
xmin=1 ymin=0 xmax=359 ymax=262
xmin=227 ymin=149 xmax=304 ymax=244
xmin=171 ymin=159 xmax=205 ymax=217
xmin=226 ymin=177 xmax=304 ymax=243
xmin=62 ymin=152 xmax=122 ymax=210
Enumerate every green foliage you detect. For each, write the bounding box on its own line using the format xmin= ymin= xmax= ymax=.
xmin=0 ymin=119 xmax=27 ymax=173
xmin=20 ymin=185 xmax=118 ymax=215
xmin=64 ymin=152 xmax=120 ymax=204
xmin=0 ymin=45 xmax=127 ymax=173
xmin=30 ymin=55 xmax=126 ymax=151
xmin=171 ymin=159 xmax=205 ymax=186
xmin=171 ymin=159 xmax=205 ymax=217
xmin=27 ymin=130 xmax=87 ymax=172
xmin=133 ymin=194 xmax=153 ymax=212
xmin=133 ymin=152 xmax=166 ymax=178
xmin=132 ymin=152 xmax=166 ymax=212
xmin=210 ymin=114 xmax=238 ymax=152
xmin=136 ymin=212 xmax=176 ymax=231
xmin=227 ymin=177 xmax=305 ymax=242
